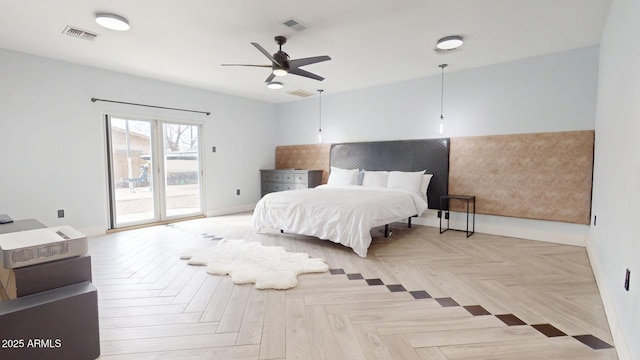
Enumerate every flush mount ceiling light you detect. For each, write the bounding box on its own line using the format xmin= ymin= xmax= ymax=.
xmin=266 ymin=81 xmax=283 ymax=90
xmin=436 ymin=35 xmax=463 ymax=50
xmin=95 ymin=13 xmax=130 ymax=31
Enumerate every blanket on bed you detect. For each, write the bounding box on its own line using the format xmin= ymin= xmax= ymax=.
xmin=252 ymin=185 xmax=427 ymax=257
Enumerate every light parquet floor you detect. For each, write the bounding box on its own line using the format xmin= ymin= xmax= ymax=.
xmin=91 ymin=213 xmax=618 ymax=359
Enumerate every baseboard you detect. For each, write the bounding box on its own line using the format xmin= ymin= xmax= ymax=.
xmin=206 ymin=204 xmax=256 ymax=217
xmin=586 ymin=239 xmax=631 ymax=360
xmin=414 ymin=210 xmax=587 ymax=247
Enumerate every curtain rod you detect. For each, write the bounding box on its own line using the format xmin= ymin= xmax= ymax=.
xmin=91 ymin=97 xmax=211 ymax=116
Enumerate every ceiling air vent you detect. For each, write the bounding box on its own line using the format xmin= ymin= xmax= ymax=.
xmin=287 ymin=89 xmax=315 ymax=98
xmin=281 ymin=18 xmax=306 ymax=32
xmin=62 ymin=26 xmax=100 ymax=41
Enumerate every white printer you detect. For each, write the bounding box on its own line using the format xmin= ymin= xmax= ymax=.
xmin=0 ymin=226 xmax=88 ymax=268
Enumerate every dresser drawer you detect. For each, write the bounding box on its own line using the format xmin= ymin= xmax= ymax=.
xmin=261 ymin=172 xmax=274 ymax=182
xmin=294 ymin=174 xmax=308 ymax=184
xmin=262 ymin=182 xmax=277 ymax=192
xmin=282 ymin=173 xmax=295 ymax=183
xmin=272 ymin=173 xmax=283 ymax=182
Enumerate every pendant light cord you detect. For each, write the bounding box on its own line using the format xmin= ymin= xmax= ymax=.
xmin=318 ymin=89 xmax=324 ymax=132
xmin=439 ymin=64 xmax=447 ymax=120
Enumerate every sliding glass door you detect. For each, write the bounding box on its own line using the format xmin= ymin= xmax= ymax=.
xmin=162 ymin=122 xmax=202 ymax=218
xmin=107 ymin=116 xmax=203 ymax=228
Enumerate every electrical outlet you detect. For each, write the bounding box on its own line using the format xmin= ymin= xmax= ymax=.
xmin=236 ymin=189 xmax=240 ymax=196
xmin=57 ymin=209 xmax=65 ymax=218
xmin=212 ymin=146 xmax=216 ymax=152
xmin=624 ymin=269 xmax=630 ymax=291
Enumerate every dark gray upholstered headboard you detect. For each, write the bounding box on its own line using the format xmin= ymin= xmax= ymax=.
xmin=330 ymin=139 xmax=450 ymax=209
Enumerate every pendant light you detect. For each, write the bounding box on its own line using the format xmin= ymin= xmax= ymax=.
xmin=317 ymin=89 xmax=324 ymax=143
xmin=438 ymin=64 xmax=448 ymax=134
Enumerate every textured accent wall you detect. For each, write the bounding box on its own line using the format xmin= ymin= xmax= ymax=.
xmin=275 ymin=144 xmax=331 ymax=184
xmin=449 ymin=131 xmax=594 ymax=224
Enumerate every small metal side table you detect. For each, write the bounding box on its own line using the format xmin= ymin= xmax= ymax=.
xmin=439 ymin=195 xmax=475 ymax=237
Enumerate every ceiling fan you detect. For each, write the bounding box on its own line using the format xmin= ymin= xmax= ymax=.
xmin=222 ymin=36 xmax=331 ymax=84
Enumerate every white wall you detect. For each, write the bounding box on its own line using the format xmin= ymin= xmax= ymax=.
xmin=589 ymin=0 xmax=639 ymax=358
xmin=0 ymin=48 xmax=277 ymax=235
xmin=275 ymin=46 xmax=598 ymax=145
xmin=275 ymin=46 xmax=599 ymax=246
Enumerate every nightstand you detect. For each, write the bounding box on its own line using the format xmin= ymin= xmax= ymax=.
xmin=439 ymin=195 xmax=475 ymax=237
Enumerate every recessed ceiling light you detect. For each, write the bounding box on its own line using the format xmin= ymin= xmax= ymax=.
xmin=266 ymin=81 xmax=283 ymax=90
xmin=95 ymin=13 xmax=130 ymax=31
xmin=436 ymin=35 xmax=463 ymax=50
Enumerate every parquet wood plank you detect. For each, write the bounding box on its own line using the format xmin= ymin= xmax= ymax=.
xmin=100 ymin=332 xmax=238 ymax=356
xmin=284 ymin=298 xmax=312 ymax=360
xmin=217 ymin=284 xmax=253 ymax=333
xmin=305 ymin=305 xmax=342 ymax=360
xmin=374 ymin=315 xmax=506 ymax=335
xmin=177 ymin=269 xmax=215 ymax=308
xmin=157 ymin=266 xmax=198 ymax=297
xmin=99 ymin=312 xmax=204 ymax=329
xmin=236 ymin=285 xmax=267 ymax=345
xmin=199 ymin=275 xmax=235 ymax=322
xmin=327 ymin=314 xmax=368 ymax=360
xmin=353 ymin=323 xmax=394 ymax=360
xmin=259 ymin=290 xmax=286 ymax=359
xmin=405 ymin=326 xmax=545 ymax=348
xmin=380 ymin=334 xmax=422 ymax=360
xmin=100 ymin=322 xmax=220 ymax=341
xmin=437 ymin=336 xmax=618 ymax=360
xmin=348 ymin=305 xmax=470 ymax=324
xmin=324 ymin=298 xmax=441 ymax=315
xmin=97 ymin=344 xmax=260 ymax=360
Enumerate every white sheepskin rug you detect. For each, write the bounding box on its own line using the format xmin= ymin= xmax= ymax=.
xmin=180 ymin=239 xmax=329 ymax=290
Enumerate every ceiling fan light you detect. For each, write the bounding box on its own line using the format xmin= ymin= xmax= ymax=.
xmin=436 ymin=35 xmax=463 ymax=50
xmin=273 ymin=68 xmax=288 ymax=77
xmin=266 ymin=81 xmax=283 ymax=90
xmin=95 ymin=13 xmax=130 ymax=31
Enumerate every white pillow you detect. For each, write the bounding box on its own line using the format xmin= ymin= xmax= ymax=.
xmin=387 ymin=170 xmax=425 ymax=194
xmin=420 ymin=174 xmax=434 ymax=199
xmin=327 ymin=167 xmax=360 ymax=186
xmin=362 ymin=171 xmax=389 ymax=187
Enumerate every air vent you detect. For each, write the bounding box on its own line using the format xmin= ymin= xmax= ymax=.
xmin=281 ymin=18 xmax=306 ymax=32
xmin=62 ymin=26 xmax=100 ymax=41
xmin=287 ymin=89 xmax=315 ymax=97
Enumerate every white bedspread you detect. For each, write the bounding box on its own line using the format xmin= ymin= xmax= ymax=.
xmin=252 ymin=185 xmax=428 ymax=257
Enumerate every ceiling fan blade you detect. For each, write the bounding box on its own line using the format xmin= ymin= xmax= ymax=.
xmin=289 ymin=56 xmax=331 ymax=68
xmin=264 ymin=73 xmax=276 ymax=83
xmin=288 ymin=68 xmax=325 ymax=81
xmin=221 ymin=64 xmax=271 ymax=67
xmin=251 ymin=42 xmax=282 ymax=66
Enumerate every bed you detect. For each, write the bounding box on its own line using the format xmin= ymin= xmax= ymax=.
xmin=252 ymin=139 xmax=450 ymax=257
